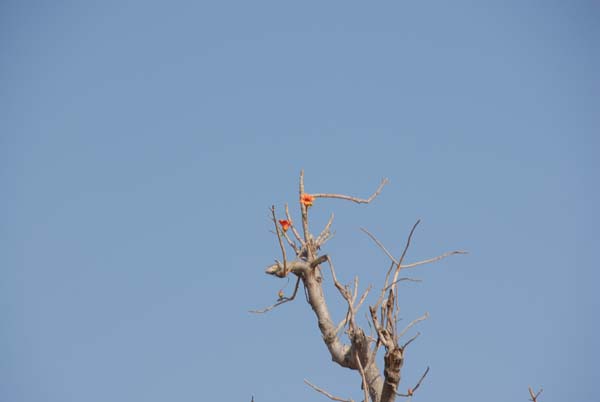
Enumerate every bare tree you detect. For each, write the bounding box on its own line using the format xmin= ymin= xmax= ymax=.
xmin=251 ymin=171 xmax=467 ymax=402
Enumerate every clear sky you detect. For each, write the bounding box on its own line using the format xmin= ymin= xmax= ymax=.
xmin=1 ymin=1 xmax=598 ymax=402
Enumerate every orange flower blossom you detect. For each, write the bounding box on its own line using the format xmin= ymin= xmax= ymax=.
xmin=301 ymin=193 xmax=315 ymax=207
xmin=278 ymin=219 xmax=292 ymax=232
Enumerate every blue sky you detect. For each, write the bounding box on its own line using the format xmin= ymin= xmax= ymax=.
xmin=1 ymin=1 xmax=598 ymax=401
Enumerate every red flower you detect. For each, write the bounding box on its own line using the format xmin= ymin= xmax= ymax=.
xmin=278 ymin=219 xmax=292 ymax=232
xmin=278 ymin=289 xmax=285 ymax=300
xmin=407 ymin=389 xmax=413 ymax=396
xmin=301 ymin=193 xmax=315 ymax=207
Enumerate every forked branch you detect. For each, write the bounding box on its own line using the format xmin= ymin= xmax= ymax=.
xmin=398 ymin=312 xmax=429 ymax=339
xmin=528 ymin=386 xmax=543 ymax=402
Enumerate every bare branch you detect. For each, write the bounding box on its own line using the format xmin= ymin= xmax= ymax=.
xmin=336 ymin=309 xmax=352 ymax=335
xmin=249 ymin=276 xmax=301 ymax=314
xmin=316 ymin=213 xmax=335 ymax=246
xmin=335 ymin=283 xmax=372 ymax=336
xmin=400 ymin=250 xmax=468 ymax=269
xmin=354 ymin=349 xmax=370 ymax=402
xmin=383 ymin=278 xmax=422 ymax=292
xmin=271 ymin=206 xmax=288 ymax=274
xmin=326 ymin=256 xmax=365 ymax=335
xmin=369 ymin=305 xmax=392 ymax=349
xmin=529 ymin=386 xmax=543 ymax=402
xmin=368 ymin=222 xmax=418 ymax=311
xmin=265 ymin=260 xmax=307 ymax=277
xmin=299 ymin=170 xmax=311 ymax=247
xmin=281 ymin=230 xmax=300 ymax=255
xmin=311 ymin=178 xmax=389 ymax=204
xmin=360 ymin=227 xmax=398 ymax=266
xmin=401 ymin=332 xmax=421 ymax=350
xmin=396 ymin=366 xmax=430 ymax=397
xmin=391 ymin=220 xmax=421 ymax=291
xmin=304 ymin=379 xmax=354 ymax=402
xmin=326 ymin=256 xmax=350 ymax=300
xmin=373 ymin=261 xmax=395 ymax=311
xmin=355 ymin=285 xmax=372 ymax=315
xmin=398 ymin=312 xmax=429 ymax=339
xmin=285 ymin=203 xmax=304 ymax=246
xmin=412 ymin=366 xmax=430 ymax=393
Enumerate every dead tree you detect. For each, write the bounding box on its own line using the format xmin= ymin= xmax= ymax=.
xmin=251 ymin=171 xmax=467 ymax=402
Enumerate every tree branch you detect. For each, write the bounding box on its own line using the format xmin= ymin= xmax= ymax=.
xmin=355 ymin=349 xmax=370 ymax=402
xmin=360 ymin=227 xmax=398 ymax=266
xmin=271 ymin=205 xmax=288 ymax=274
xmin=528 ymin=386 xmax=543 ymax=402
xmin=316 ymin=213 xmax=335 ymax=247
xmin=249 ymin=276 xmax=301 ymax=314
xmin=391 ymin=220 xmax=420 ymax=292
xmin=285 ymin=203 xmax=304 ymax=247
xmin=299 ymin=170 xmax=311 ymax=246
xmin=398 ymin=313 xmax=429 ymax=339
xmin=396 ymin=366 xmax=430 ymax=397
xmin=304 ymin=379 xmax=354 ymax=402
xmin=312 ymin=178 xmax=389 ymax=204
xmin=400 ymin=250 xmax=468 ymax=269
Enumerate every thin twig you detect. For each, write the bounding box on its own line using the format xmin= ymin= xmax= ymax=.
xmin=398 ymin=312 xmax=429 ymax=339
xmin=383 ymin=278 xmax=422 ymax=292
xmin=299 ymin=170 xmax=311 ymax=248
xmin=354 ymin=349 xmax=370 ymax=402
xmin=326 ymin=256 xmax=358 ymax=331
xmin=396 ymin=366 xmax=430 ymax=397
xmin=249 ymin=276 xmax=301 ymax=314
xmin=281 ymin=230 xmax=299 ymax=255
xmin=528 ymin=386 xmax=543 ymax=402
xmin=400 ymin=250 xmax=468 ymax=269
xmin=355 ymin=285 xmax=372 ymax=314
xmin=401 ymin=332 xmax=421 ymax=350
xmin=326 ymin=256 xmax=347 ymax=296
xmin=335 ymin=283 xmax=372 ymax=335
xmin=360 ymin=228 xmax=398 ymax=265
xmin=312 ymin=178 xmax=389 ymax=204
xmin=352 ymin=276 xmax=359 ymax=305
xmin=335 ymin=309 xmax=351 ymax=335
xmin=316 ymin=213 xmax=335 ymax=246
xmin=304 ymin=379 xmax=354 ymax=402
xmin=391 ymin=220 xmax=421 ymax=290
xmin=285 ymin=203 xmax=304 ymax=246
xmin=373 ymin=260 xmax=396 ymax=311
xmin=271 ymin=206 xmax=288 ymax=274
xmin=391 ymin=220 xmax=421 ymax=315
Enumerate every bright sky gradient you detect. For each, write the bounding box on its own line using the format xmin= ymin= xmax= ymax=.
xmin=1 ymin=2 xmax=598 ymax=402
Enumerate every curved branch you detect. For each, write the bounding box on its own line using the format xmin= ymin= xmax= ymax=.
xmin=249 ymin=277 xmax=301 ymax=314
xmin=304 ymin=379 xmax=354 ymax=402
xmin=312 ymin=178 xmax=389 ymax=204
